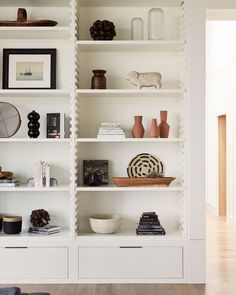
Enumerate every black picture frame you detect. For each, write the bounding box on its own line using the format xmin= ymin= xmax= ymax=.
xmin=2 ymin=48 xmax=56 ymax=89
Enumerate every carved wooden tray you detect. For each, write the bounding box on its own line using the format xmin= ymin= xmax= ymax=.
xmin=112 ymin=177 xmax=176 ymax=187
xmin=0 ymin=20 xmax=58 ymax=27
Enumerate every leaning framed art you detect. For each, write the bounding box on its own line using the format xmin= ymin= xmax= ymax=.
xmin=2 ymin=48 xmax=56 ymax=89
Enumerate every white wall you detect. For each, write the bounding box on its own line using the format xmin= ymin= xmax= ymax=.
xmin=206 ymin=21 xmax=236 ymax=218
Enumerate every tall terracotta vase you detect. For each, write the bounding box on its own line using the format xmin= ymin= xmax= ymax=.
xmin=149 ymin=118 xmax=159 ymax=138
xmin=159 ymin=111 xmax=170 ymax=138
xmin=132 ymin=116 xmax=145 ymax=138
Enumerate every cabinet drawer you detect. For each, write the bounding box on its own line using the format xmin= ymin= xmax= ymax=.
xmin=78 ymin=246 xmax=183 ymax=279
xmin=0 ymin=247 xmax=68 ymax=279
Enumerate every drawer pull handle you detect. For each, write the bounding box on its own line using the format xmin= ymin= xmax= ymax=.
xmin=5 ymin=247 xmax=28 ymax=249
xmin=120 ymin=246 xmax=142 ymax=249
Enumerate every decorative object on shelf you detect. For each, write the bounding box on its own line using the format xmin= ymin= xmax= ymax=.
xmin=90 ymin=20 xmax=116 ymax=40
xmin=28 ymin=110 xmax=40 ymax=138
xmin=112 ymin=177 xmax=175 ymax=187
xmin=148 ymin=8 xmax=164 ymax=40
xmin=127 ymin=153 xmax=164 ymax=177
xmin=97 ymin=122 xmax=125 ymax=139
xmin=126 ymin=71 xmax=162 ymax=89
xmin=47 ymin=113 xmax=65 ymax=138
xmin=0 ymin=102 xmax=21 ymax=138
xmin=132 ymin=115 xmax=145 ymax=138
xmin=89 ymin=214 xmax=122 ymax=234
xmin=149 ymin=118 xmax=160 ymax=138
xmin=83 ymin=160 xmax=109 ymax=186
xmin=136 ymin=212 xmax=165 ymax=235
xmin=0 ymin=167 xmax=13 ymax=179
xmin=131 ymin=17 xmax=144 ymax=40
xmin=30 ymin=209 xmax=50 ymax=227
xmin=85 ymin=172 xmax=102 ymax=187
xmin=34 ymin=161 xmax=50 ymax=187
xmin=159 ymin=110 xmax=170 ymax=138
xmin=3 ymin=216 xmax=22 ymax=234
xmin=91 ymin=70 xmax=107 ymax=89
xmin=3 ymin=48 xmax=56 ymax=89
xmin=0 ymin=178 xmax=19 ymax=187
xmin=0 ymin=8 xmax=58 ymax=27
xmin=27 ymin=177 xmax=58 ymax=187
xmin=0 ymin=216 xmax=2 ymax=231
xmin=28 ymin=225 xmax=60 ymax=235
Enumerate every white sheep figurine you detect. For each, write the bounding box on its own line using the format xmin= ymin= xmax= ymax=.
xmin=126 ymin=71 xmax=162 ymax=89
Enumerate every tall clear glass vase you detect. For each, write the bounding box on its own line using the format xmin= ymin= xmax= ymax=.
xmin=148 ymin=8 xmax=164 ymax=40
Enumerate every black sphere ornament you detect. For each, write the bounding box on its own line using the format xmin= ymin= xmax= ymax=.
xmin=90 ymin=20 xmax=116 ymax=40
xmin=28 ymin=110 xmax=40 ymax=138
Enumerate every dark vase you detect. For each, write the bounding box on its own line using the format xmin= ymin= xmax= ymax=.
xmin=159 ymin=111 xmax=170 ymax=138
xmin=28 ymin=110 xmax=40 ymax=138
xmin=132 ymin=115 xmax=145 ymax=138
xmin=91 ymin=70 xmax=107 ymax=89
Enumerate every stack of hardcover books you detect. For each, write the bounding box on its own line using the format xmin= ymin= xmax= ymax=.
xmin=97 ymin=123 xmax=126 ymax=139
xmin=28 ymin=225 xmax=61 ymax=235
xmin=136 ymin=212 xmax=165 ymax=235
xmin=0 ymin=178 xmax=19 ymax=187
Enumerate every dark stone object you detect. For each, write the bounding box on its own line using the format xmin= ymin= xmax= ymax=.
xmin=91 ymin=70 xmax=107 ymax=89
xmin=85 ymin=172 xmax=103 ymax=186
xmin=3 ymin=216 xmax=22 ymax=234
xmin=90 ymin=20 xmax=116 ymax=40
xmin=28 ymin=111 xmax=40 ymax=138
xmin=30 ymin=209 xmax=50 ymax=227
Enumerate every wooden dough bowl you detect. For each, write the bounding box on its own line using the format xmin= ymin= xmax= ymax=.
xmin=0 ymin=8 xmax=57 ymax=27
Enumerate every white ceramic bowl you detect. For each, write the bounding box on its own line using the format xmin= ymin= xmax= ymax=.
xmin=89 ymin=214 xmax=122 ymax=234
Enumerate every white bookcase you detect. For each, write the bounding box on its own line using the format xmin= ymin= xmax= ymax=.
xmin=0 ymin=0 xmax=205 ymax=284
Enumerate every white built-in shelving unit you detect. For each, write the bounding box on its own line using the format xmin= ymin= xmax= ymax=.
xmin=0 ymin=0 xmax=205 ymax=284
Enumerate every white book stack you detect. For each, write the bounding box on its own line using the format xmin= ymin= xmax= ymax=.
xmin=34 ymin=162 xmax=51 ymax=188
xmin=97 ymin=123 xmax=126 ymax=139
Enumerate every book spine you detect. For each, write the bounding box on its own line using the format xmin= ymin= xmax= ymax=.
xmin=45 ymin=164 xmax=50 ymax=187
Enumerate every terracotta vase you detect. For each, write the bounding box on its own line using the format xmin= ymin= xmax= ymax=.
xmin=159 ymin=111 xmax=170 ymax=138
xmin=149 ymin=118 xmax=159 ymax=138
xmin=132 ymin=116 xmax=145 ymax=138
xmin=91 ymin=70 xmax=107 ymax=89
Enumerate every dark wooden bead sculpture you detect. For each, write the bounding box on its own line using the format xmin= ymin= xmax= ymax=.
xmin=30 ymin=209 xmax=50 ymax=227
xmin=90 ymin=20 xmax=116 ymax=40
xmin=28 ymin=110 xmax=40 ymax=138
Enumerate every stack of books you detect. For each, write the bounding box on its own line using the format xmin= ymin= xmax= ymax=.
xmin=34 ymin=161 xmax=50 ymax=187
xmin=136 ymin=212 xmax=166 ymax=235
xmin=97 ymin=123 xmax=126 ymax=139
xmin=28 ymin=225 xmax=61 ymax=235
xmin=0 ymin=179 xmax=20 ymax=187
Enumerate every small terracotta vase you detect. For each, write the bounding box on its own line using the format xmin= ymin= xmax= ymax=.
xmin=159 ymin=111 xmax=170 ymax=138
xmin=149 ymin=118 xmax=159 ymax=138
xmin=132 ymin=116 xmax=145 ymax=138
xmin=91 ymin=70 xmax=107 ymax=89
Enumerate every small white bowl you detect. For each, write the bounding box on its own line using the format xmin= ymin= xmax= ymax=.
xmin=89 ymin=214 xmax=122 ymax=234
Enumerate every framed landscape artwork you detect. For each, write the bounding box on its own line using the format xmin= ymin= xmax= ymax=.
xmin=2 ymin=48 xmax=56 ymax=89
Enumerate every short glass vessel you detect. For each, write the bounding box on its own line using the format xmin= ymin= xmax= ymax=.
xmin=131 ymin=17 xmax=144 ymax=40
xmin=148 ymin=8 xmax=165 ymax=40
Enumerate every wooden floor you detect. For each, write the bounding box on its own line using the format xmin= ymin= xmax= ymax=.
xmin=1 ymin=210 xmax=236 ymax=295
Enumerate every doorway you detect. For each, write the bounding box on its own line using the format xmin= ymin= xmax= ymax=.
xmin=218 ymin=115 xmax=227 ymax=216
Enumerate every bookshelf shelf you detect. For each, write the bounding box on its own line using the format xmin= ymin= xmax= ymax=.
xmin=0 ymin=185 xmax=70 ymax=192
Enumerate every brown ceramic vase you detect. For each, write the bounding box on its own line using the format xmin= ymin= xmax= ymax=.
xmin=149 ymin=118 xmax=160 ymax=138
xmin=91 ymin=70 xmax=107 ymax=89
xmin=132 ymin=116 xmax=145 ymax=138
xmin=159 ymin=111 xmax=170 ymax=138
